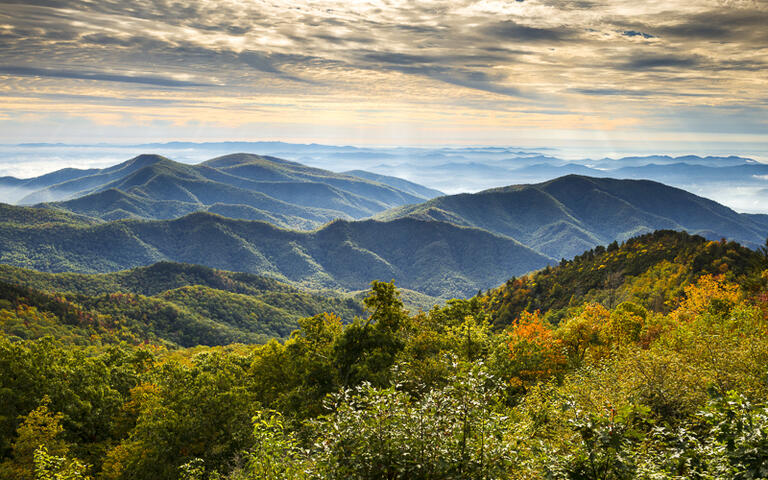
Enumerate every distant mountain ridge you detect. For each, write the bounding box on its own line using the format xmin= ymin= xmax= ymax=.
xmin=342 ymin=152 xmax=768 ymax=203
xmin=377 ymin=175 xmax=768 ymax=259
xmin=0 ymin=204 xmax=550 ymax=299
xmin=589 ymin=154 xmax=759 ymax=168
xmin=342 ymin=169 xmax=444 ymax=199
xmin=0 ymin=153 xmax=442 ymax=229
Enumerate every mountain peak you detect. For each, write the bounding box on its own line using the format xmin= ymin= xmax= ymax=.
xmin=379 ymin=174 xmax=768 ymax=259
xmin=122 ymin=154 xmax=170 ymax=168
xmin=100 ymin=154 xmax=172 ymax=175
xmin=202 ymin=153 xmax=293 ymax=169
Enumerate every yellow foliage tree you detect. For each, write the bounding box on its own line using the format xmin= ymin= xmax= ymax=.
xmin=557 ymin=303 xmax=609 ymax=364
xmin=0 ymin=398 xmax=70 ymax=480
xmin=671 ymin=274 xmax=741 ymax=323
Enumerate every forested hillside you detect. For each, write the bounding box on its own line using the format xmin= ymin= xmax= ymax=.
xmin=483 ymin=230 xmax=767 ymax=326
xmin=3 ymin=173 xmax=768 ymax=302
xmin=0 ymin=207 xmax=549 ymax=299
xmin=0 ymin=233 xmax=766 ymax=479
xmin=378 ymin=175 xmax=768 ymax=258
xmin=0 ymin=262 xmax=363 ymax=347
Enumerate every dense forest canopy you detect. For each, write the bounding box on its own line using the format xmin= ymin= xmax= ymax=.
xmin=1 ymin=230 xmax=767 ymax=479
xmin=0 ymin=262 xmax=363 ymax=347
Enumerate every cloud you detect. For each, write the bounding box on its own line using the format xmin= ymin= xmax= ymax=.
xmin=80 ymin=33 xmax=147 ymax=47
xmin=482 ymin=20 xmax=576 ymax=42
xmin=619 ymin=54 xmax=700 ymax=70
xmin=0 ymin=0 xmax=765 ymax=145
xmin=570 ymin=88 xmax=710 ymax=97
xmin=0 ymin=65 xmax=214 ymax=87
xmin=390 ymin=65 xmax=525 ymax=98
xmin=0 ymin=91 xmax=187 ymax=107
xmin=622 ymin=30 xmax=655 ymax=39
xmin=361 ymin=52 xmax=437 ymax=65
xmin=655 ymin=9 xmax=768 ymax=42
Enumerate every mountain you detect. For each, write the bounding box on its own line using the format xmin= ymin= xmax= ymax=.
xmin=357 ymin=153 xmax=768 ymax=200
xmin=746 ymin=213 xmax=768 ymax=231
xmin=11 ymin=154 xmax=170 ymax=204
xmin=342 ymin=170 xmax=444 ymax=199
xmin=481 ymin=229 xmax=767 ymax=327
xmin=2 ymin=174 xmax=766 ymax=299
xmin=377 ymin=175 xmax=768 ymax=259
xmin=0 ymin=202 xmax=100 ymax=227
xmin=0 ymin=205 xmax=550 ymax=299
xmin=0 ymin=262 xmax=364 ymax=346
xmin=0 ymin=167 xmax=99 ymax=203
xmin=507 ymin=162 xmax=605 ymax=180
xmin=3 ymin=153 xmax=437 ymax=228
xmin=589 ymin=154 xmax=758 ymax=169
xmin=610 ymin=162 xmax=768 ymax=184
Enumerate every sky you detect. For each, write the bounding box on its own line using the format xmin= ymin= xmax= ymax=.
xmin=0 ymin=0 xmax=766 ymax=151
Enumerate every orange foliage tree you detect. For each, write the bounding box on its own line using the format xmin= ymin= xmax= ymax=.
xmin=505 ymin=310 xmax=566 ymax=390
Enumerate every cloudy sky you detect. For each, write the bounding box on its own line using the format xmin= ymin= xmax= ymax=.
xmin=0 ymin=0 xmax=766 ymax=150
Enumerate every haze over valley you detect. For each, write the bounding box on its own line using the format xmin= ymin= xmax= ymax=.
xmin=3 ymin=142 xmax=768 ymax=213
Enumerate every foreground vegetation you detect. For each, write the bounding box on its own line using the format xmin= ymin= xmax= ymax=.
xmin=0 ymin=231 xmax=767 ymax=479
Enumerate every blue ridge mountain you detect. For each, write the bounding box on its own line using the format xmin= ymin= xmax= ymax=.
xmin=1 ymin=170 xmax=766 ymax=300
xmin=0 ymin=205 xmax=550 ymax=299
xmin=376 ymin=175 xmax=768 ymax=260
xmin=342 ymin=170 xmax=444 ymax=199
xmin=1 ymin=153 xmax=440 ymax=229
xmin=0 ymin=261 xmax=364 ymax=346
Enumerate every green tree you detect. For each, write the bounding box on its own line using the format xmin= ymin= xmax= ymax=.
xmin=33 ymin=446 xmax=91 ymax=480
xmin=0 ymin=399 xmax=70 ymax=480
xmin=334 ymin=281 xmax=410 ymax=387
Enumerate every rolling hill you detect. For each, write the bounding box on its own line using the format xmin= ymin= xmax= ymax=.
xmin=609 ymin=162 xmax=768 ymax=184
xmin=354 ymin=152 xmax=768 ymax=202
xmin=0 ymin=261 xmax=364 ymax=346
xmin=480 ymin=229 xmax=767 ymax=327
xmin=0 ymin=204 xmax=550 ymax=299
xmin=342 ymin=169 xmax=444 ymax=199
xmin=377 ymin=175 xmax=768 ymax=260
xmin=1 ymin=153 xmax=440 ymax=228
xmin=2 ymin=173 xmax=766 ymax=302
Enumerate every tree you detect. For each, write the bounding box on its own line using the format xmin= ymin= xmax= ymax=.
xmin=0 ymin=399 xmax=71 ymax=480
xmin=671 ymin=274 xmax=740 ymax=323
xmin=500 ymin=310 xmax=565 ymax=392
xmin=334 ymin=281 xmax=410 ymax=387
xmin=241 ymin=411 xmax=307 ymax=480
xmin=279 ymin=313 xmax=344 ymax=418
xmin=312 ymin=367 xmax=516 ymax=480
xmin=33 ymin=446 xmax=91 ymax=480
xmin=557 ymin=303 xmax=609 ymax=365
xmin=100 ymin=353 xmax=256 ymax=480
xmin=604 ymin=302 xmax=647 ymax=346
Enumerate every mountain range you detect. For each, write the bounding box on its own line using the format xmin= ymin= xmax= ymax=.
xmin=377 ymin=175 xmax=768 ymax=259
xmin=0 ymin=153 xmax=442 ymax=229
xmin=0 ymin=153 xmax=767 ymax=300
xmin=0 ymin=203 xmax=548 ymax=299
xmin=361 ymin=153 xmax=767 ymax=189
